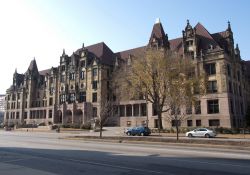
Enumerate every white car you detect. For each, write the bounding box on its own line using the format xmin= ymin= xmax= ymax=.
xmin=186 ymin=128 xmax=216 ymax=138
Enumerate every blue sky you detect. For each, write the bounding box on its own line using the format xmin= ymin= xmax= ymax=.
xmin=0 ymin=0 xmax=250 ymax=94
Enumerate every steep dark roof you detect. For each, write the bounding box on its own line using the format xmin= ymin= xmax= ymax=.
xmin=76 ymin=42 xmax=115 ymax=65
xmin=195 ymin=23 xmax=222 ymax=52
xmin=39 ymin=69 xmax=50 ymax=76
xmin=25 ymin=59 xmax=39 ymax=74
xmin=149 ymin=22 xmax=166 ymax=42
xmin=115 ymin=46 xmax=146 ymax=60
xmin=169 ymin=37 xmax=183 ymax=54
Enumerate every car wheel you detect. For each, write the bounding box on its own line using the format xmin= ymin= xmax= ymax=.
xmin=205 ymin=134 xmax=210 ymax=138
xmin=127 ymin=132 xmax=131 ymax=136
xmin=188 ymin=133 xmax=193 ymax=138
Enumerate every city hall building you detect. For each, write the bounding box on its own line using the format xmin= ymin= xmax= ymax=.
xmin=4 ymin=19 xmax=250 ymax=128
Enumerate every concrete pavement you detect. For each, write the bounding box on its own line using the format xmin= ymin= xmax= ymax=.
xmin=0 ymin=130 xmax=250 ymax=174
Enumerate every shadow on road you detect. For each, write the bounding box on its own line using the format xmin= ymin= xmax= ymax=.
xmin=0 ymin=147 xmax=249 ymax=175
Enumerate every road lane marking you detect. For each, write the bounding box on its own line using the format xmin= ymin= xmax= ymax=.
xmin=1 ymin=158 xmax=35 ymax=163
xmin=65 ymin=158 xmax=170 ymax=174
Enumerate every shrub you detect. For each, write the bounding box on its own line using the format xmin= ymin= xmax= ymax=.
xmin=81 ymin=123 xmax=91 ymax=130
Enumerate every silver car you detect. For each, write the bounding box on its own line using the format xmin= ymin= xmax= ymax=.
xmin=186 ymin=128 xmax=216 ymax=138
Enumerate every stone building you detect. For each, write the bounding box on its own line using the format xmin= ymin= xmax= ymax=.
xmin=0 ymin=94 xmax=5 ymax=122
xmin=4 ymin=19 xmax=249 ymax=128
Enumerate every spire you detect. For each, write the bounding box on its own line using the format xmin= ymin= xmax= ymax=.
xmin=148 ymin=18 xmax=169 ymax=49
xmin=235 ymin=43 xmax=240 ymax=56
xmin=27 ymin=59 xmax=38 ymax=74
xmin=82 ymin=42 xmax=85 ymax=48
xmin=227 ymin=20 xmax=232 ymax=32
xmin=236 ymin=43 xmax=239 ymax=50
xmin=185 ymin=19 xmax=192 ymax=30
xmin=63 ymin=48 xmax=65 ymax=55
xmin=155 ymin=18 xmax=160 ymax=24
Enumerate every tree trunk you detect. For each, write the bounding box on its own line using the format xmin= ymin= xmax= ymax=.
xmin=99 ymin=121 xmax=103 ymax=139
xmin=157 ymin=112 xmax=163 ymax=130
xmin=176 ymin=125 xmax=179 ymax=141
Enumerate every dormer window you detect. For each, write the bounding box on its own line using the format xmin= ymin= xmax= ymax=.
xmin=80 ymin=60 xmax=85 ymax=67
xmin=80 ymin=71 xmax=85 ymax=80
xmin=92 ymin=68 xmax=97 ymax=77
xmin=69 ymin=73 xmax=75 ymax=80
xmin=208 ymin=44 xmax=214 ymax=51
xmin=81 ymin=51 xmax=86 ymax=57
xmin=61 ymin=65 xmax=65 ymax=71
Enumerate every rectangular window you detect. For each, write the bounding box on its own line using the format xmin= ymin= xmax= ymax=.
xmin=16 ymin=112 xmax=19 ymax=119
xmin=61 ymin=75 xmax=65 ymax=83
xmin=119 ymin=105 xmax=125 ymax=117
xmin=209 ymin=119 xmax=220 ymax=127
xmin=141 ymin=103 xmax=147 ymax=116
xmin=49 ymin=98 xmax=53 ymax=106
xmin=227 ymin=64 xmax=231 ymax=77
xmin=152 ymin=104 xmax=157 ymax=116
xmin=195 ymin=101 xmax=201 ymax=114
xmin=24 ymin=112 xmax=27 ymax=119
xmin=60 ymin=94 xmax=66 ymax=104
xmin=70 ymin=93 xmax=75 ymax=103
xmin=228 ymin=81 xmax=232 ymax=93
xmin=230 ymin=100 xmax=234 ymax=114
xmin=80 ymin=71 xmax=84 ymax=80
xmin=187 ymin=120 xmax=193 ymax=127
xmin=92 ymin=92 xmax=97 ymax=102
xmin=207 ymin=99 xmax=219 ymax=114
xmin=49 ymin=110 xmax=53 ymax=118
xmin=207 ymin=81 xmax=217 ymax=93
xmin=50 ymin=77 xmax=53 ymax=83
xmin=196 ymin=120 xmax=201 ymax=126
xmin=133 ymin=104 xmax=139 ymax=116
xmin=61 ymin=65 xmax=65 ymax=71
xmin=92 ymin=68 xmax=97 ymax=77
xmin=70 ymin=73 xmax=75 ymax=80
xmin=205 ymin=63 xmax=216 ymax=75
xmin=80 ymin=60 xmax=86 ymax=67
xmin=126 ymin=105 xmax=132 ymax=116
xmin=92 ymin=107 xmax=97 ymax=118
xmin=171 ymin=120 xmax=180 ymax=127
xmin=79 ymin=92 xmax=86 ymax=103
xmin=92 ymin=81 xmax=98 ymax=89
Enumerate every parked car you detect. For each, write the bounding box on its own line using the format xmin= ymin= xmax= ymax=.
xmin=186 ymin=128 xmax=216 ymax=138
xmin=125 ymin=126 xmax=151 ymax=136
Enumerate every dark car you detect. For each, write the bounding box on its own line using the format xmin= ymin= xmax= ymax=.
xmin=125 ymin=126 xmax=151 ymax=136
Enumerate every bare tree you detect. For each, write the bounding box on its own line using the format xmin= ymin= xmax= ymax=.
xmin=97 ymin=100 xmax=117 ymax=138
xmin=114 ymin=49 xmax=176 ymax=130
xmin=115 ymin=48 xmax=206 ymax=131
xmin=163 ymin=57 xmax=207 ymax=140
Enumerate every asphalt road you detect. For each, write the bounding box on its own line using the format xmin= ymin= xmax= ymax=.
xmin=0 ymin=131 xmax=250 ymax=175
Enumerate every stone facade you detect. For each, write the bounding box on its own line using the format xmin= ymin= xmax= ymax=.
xmin=4 ymin=19 xmax=249 ymax=128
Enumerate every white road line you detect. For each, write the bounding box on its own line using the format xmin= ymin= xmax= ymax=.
xmin=66 ymin=158 xmax=168 ymax=174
